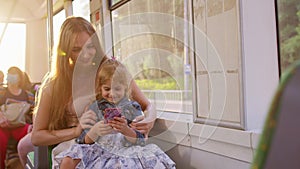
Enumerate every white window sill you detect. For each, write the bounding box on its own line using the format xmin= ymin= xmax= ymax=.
xmin=150 ymin=112 xmax=262 ymax=163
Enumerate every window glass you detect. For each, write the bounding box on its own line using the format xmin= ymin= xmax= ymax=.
xmin=111 ymin=0 xmax=243 ymax=128
xmin=0 ymin=23 xmax=26 ymax=76
xmin=110 ymin=0 xmax=124 ymax=7
xmin=111 ymin=0 xmax=193 ymax=118
xmin=276 ymin=0 xmax=300 ymax=73
xmin=73 ymin=0 xmax=91 ymax=22
xmin=53 ymin=9 xmax=66 ymax=47
xmin=193 ymin=0 xmax=243 ymax=128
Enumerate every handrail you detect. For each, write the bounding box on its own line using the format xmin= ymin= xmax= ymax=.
xmin=47 ymin=0 xmax=54 ymax=71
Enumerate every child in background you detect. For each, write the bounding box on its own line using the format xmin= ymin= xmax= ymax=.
xmin=55 ymin=59 xmax=175 ymax=169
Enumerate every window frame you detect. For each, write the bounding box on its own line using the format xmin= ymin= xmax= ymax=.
xmin=191 ymin=0 xmax=245 ymax=129
xmin=102 ymin=0 xmax=279 ymax=131
xmin=109 ymin=0 xmax=131 ymax=10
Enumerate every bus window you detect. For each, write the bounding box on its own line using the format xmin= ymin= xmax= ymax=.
xmin=0 ymin=23 xmax=26 ymax=76
xmin=109 ymin=0 xmax=243 ymax=129
xmin=73 ymin=0 xmax=90 ymax=22
xmin=111 ymin=0 xmax=193 ymax=122
xmin=276 ymin=0 xmax=300 ymax=74
xmin=53 ymin=9 xmax=66 ymax=46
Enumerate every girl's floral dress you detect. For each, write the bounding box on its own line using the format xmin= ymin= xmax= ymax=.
xmin=55 ymin=97 xmax=176 ymax=169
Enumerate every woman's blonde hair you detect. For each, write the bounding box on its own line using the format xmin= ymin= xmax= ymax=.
xmin=96 ymin=59 xmax=132 ymax=100
xmin=39 ymin=16 xmax=105 ymax=130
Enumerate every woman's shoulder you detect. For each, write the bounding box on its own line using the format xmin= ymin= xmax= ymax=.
xmin=38 ymin=80 xmax=54 ymax=97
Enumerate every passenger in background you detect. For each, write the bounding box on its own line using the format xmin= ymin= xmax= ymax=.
xmin=0 ymin=66 xmax=35 ymax=169
xmin=57 ymin=59 xmax=174 ymax=169
xmin=22 ymin=72 xmax=33 ymax=92
xmin=17 ymin=71 xmax=36 ymax=167
xmin=31 ymin=16 xmax=156 ymax=166
xmin=21 ymin=72 xmax=41 ymax=96
xmin=0 ymin=71 xmax=4 ymax=89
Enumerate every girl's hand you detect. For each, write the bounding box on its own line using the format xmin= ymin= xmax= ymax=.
xmin=109 ymin=116 xmax=130 ymax=135
xmin=88 ymin=120 xmax=113 ymax=138
xmin=110 ymin=116 xmax=137 ymax=143
xmin=79 ymin=109 xmax=97 ymax=129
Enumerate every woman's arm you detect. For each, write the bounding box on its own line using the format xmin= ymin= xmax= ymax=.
xmin=130 ymin=81 xmax=157 ymax=136
xmin=31 ymin=86 xmax=82 ymax=146
xmin=0 ymin=110 xmax=9 ymax=128
xmin=130 ymin=81 xmax=149 ymax=111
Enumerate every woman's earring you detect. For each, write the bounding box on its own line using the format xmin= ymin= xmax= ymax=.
xmin=69 ymin=57 xmax=74 ymax=65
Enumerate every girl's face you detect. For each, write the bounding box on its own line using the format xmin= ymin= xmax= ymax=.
xmin=101 ymin=80 xmax=126 ymax=104
xmin=70 ymin=32 xmax=96 ymax=66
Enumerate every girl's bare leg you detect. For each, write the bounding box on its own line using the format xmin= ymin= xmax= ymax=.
xmin=60 ymin=157 xmax=81 ymax=169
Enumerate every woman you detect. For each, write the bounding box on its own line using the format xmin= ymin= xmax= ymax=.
xmin=31 ymin=16 xmax=155 ymax=152
xmin=0 ymin=66 xmax=35 ymax=169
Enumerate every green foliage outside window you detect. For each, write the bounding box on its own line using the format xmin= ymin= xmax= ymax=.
xmin=135 ymin=78 xmax=179 ymax=90
xmin=278 ymin=0 xmax=300 ymax=73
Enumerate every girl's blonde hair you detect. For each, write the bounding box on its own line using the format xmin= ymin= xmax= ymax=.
xmin=39 ymin=16 xmax=105 ymax=130
xmin=96 ymin=59 xmax=132 ymax=100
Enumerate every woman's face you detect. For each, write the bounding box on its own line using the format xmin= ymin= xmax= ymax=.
xmin=6 ymin=73 xmax=19 ymax=86
xmin=70 ymin=31 xmax=96 ymax=66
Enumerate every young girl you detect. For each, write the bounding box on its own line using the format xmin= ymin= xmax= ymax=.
xmin=55 ymin=59 xmax=175 ymax=169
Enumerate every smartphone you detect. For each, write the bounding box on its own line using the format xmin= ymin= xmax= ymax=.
xmin=104 ymin=108 xmax=122 ymax=123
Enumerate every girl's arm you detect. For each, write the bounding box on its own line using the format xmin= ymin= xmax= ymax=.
xmin=123 ymin=128 xmax=137 ymax=144
xmin=110 ymin=116 xmax=138 ymax=144
xmin=84 ymin=120 xmax=113 ymax=144
xmin=79 ymin=102 xmax=113 ymax=144
xmin=31 ymin=86 xmax=82 ymax=146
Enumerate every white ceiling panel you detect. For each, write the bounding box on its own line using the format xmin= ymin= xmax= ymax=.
xmin=0 ymin=0 xmax=61 ymax=22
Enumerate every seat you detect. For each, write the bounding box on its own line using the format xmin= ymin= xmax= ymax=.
xmin=6 ymin=138 xmax=22 ymax=169
xmin=251 ymin=61 xmax=300 ymax=169
xmin=26 ymin=146 xmax=50 ymax=169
